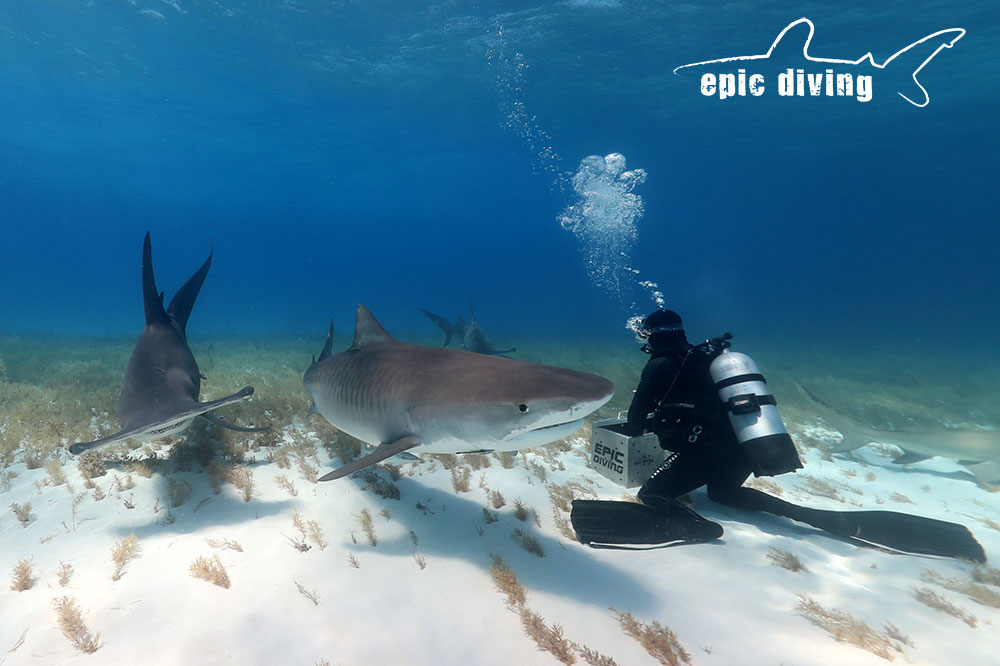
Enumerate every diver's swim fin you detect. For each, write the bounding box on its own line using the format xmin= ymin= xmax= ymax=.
xmin=813 ymin=508 xmax=986 ymax=563
xmin=717 ymin=487 xmax=987 ymax=563
xmin=570 ymin=499 xmax=723 ymax=549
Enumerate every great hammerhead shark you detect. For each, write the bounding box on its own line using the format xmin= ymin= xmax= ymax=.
xmin=69 ymin=232 xmax=266 ymax=454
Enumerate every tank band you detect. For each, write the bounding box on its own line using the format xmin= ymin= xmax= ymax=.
xmin=715 ymin=373 xmax=766 ymax=390
xmin=724 ymin=393 xmax=777 ymax=415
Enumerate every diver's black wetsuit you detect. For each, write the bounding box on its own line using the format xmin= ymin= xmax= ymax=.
xmin=624 ymin=344 xmax=869 ymax=531
xmin=625 ymin=343 xmax=756 ymax=508
xmin=598 ymin=326 xmax=986 ymax=561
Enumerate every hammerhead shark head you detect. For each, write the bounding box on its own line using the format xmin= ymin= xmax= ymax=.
xmin=674 ymin=17 xmax=965 ymax=107
xmin=417 ymin=294 xmax=515 ymax=355
xmin=304 ymin=304 xmax=614 ymax=481
xmin=69 ymin=232 xmax=266 ymax=454
xmin=794 ymin=379 xmax=1000 ymax=484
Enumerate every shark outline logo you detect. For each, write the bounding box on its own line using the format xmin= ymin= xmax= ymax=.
xmin=673 ymin=17 xmax=966 ymax=107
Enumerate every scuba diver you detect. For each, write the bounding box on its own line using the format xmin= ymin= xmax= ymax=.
xmin=571 ymin=309 xmax=986 ymax=563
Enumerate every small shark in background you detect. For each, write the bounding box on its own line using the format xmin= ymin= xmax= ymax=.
xmin=304 ymin=304 xmax=614 ymax=480
xmin=673 ymin=17 xmax=965 ymax=107
xmin=417 ymin=294 xmax=515 ymax=355
xmin=793 ymin=379 xmax=1000 ymax=484
xmin=69 ymin=232 xmax=267 ymax=454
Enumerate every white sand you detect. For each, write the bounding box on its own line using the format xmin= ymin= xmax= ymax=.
xmin=2 ymin=422 xmax=998 ymax=666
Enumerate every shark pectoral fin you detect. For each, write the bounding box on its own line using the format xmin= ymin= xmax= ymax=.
xmin=394 ymin=451 xmax=421 ymax=462
xmin=830 ymin=434 xmax=872 ymax=453
xmin=319 ymin=436 xmax=421 ymax=481
xmin=70 ymin=386 xmax=256 ymax=455
xmin=69 ymin=430 xmax=139 ymax=455
xmin=892 ymin=450 xmax=932 ymax=465
xmin=199 ymin=412 xmax=270 ymax=433
xmin=196 ymin=386 xmax=256 ymax=412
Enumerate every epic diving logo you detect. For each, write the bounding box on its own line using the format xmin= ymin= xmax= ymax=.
xmin=674 ymin=18 xmax=965 ymax=107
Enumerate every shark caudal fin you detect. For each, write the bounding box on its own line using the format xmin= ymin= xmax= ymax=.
xmin=141 ymin=232 xmax=213 ymax=332
xmin=881 ymin=28 xmax=965 ymax=107
xmin=141 ymin=232 xmax=169 ymax=327
xmin=466 ymin=293 xmax=478 ymax=322
xmin=166 ymin=240 xmax=212 ymax=333
xmin=417 ymin=307 xmax=455 ymax=347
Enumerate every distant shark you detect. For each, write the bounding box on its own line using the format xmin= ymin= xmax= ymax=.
xmin=417 ymin=294 xmax=515 ymax=355
xmin=673 ymin=17 xmax=965 ymax=107
xmin=304 ymin=304 xmax=614 ymax=481
xmin=69 ymin=232 xmax=267 ymax=454
xmin=794 ymin=379 xmax=1000 ymax=484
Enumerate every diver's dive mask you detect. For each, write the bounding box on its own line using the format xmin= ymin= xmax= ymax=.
xmin=639 ymin=322 xmax=684 ymax=354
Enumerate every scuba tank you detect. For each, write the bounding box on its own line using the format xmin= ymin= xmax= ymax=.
xmin=709 ymin=348 xmax=803 ymax=477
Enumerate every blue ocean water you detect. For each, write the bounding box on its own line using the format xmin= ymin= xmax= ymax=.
xmin=1 ymin=1 xmax=997 ymax=351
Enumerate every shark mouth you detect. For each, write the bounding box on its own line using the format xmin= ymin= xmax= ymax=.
xmin=145 ymin=418 xmax=196 ymax=438
xmin=503 ymin=418 xmax=585 ymax=445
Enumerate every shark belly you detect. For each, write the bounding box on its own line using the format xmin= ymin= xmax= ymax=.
xmin=135 ymin=416 xmax=197 ymax=441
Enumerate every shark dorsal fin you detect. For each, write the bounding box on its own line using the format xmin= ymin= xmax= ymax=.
xmin=142 ymin=231 xmax=170 ymax=326
xmin=166 ymin=239 xmax=212 ymax=333
xmin=317 ymin=318 xmax=335 ymax=361
xmin=767 ymin=17 xmax=813 ymax=61
xmin=351 ymin=304 xmax=395 ymax=349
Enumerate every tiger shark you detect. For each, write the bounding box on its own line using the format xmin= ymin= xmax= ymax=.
xmin=417 ymin=294 xmax=515 ymax=355
xmin=69 ymin=232 xmax=266 ymax=455
xmin=304 ymin=304 xmax=614 ymax=481
xmin=794 ymin=379 xmax=1000 ymax=484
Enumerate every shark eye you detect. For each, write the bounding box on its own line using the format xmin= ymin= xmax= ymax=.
xmin=518 ymin=403 xmax=529 ymax=414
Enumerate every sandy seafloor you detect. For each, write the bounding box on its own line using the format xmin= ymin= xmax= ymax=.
xmin=1 ymin=333 xmax=999 ymax=666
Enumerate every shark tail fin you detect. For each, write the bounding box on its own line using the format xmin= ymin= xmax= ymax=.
xmin=141 ymin=231 xmax=169 ymax=326
xmin=166 ymin=239 xmax=213 ymax=333
xmin=466 ymin=292 xmax=477 ymax=322
xmin=417 ymin=307 xmax=454 ymax=348
xmin=882 ymin=28 xmax=965 ymax=107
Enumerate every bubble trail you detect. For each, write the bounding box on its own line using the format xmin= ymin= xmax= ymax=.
xmin=558 ymin=153 xmax=647 ymax=306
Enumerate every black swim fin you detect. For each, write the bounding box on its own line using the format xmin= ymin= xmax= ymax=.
xmin=570 ymin=499 xmax=723 ymax=549
xmin=811 ymin=508 xmax=986 ymax=563
xmin=716 ymin=487 xmax=987 ymax=563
